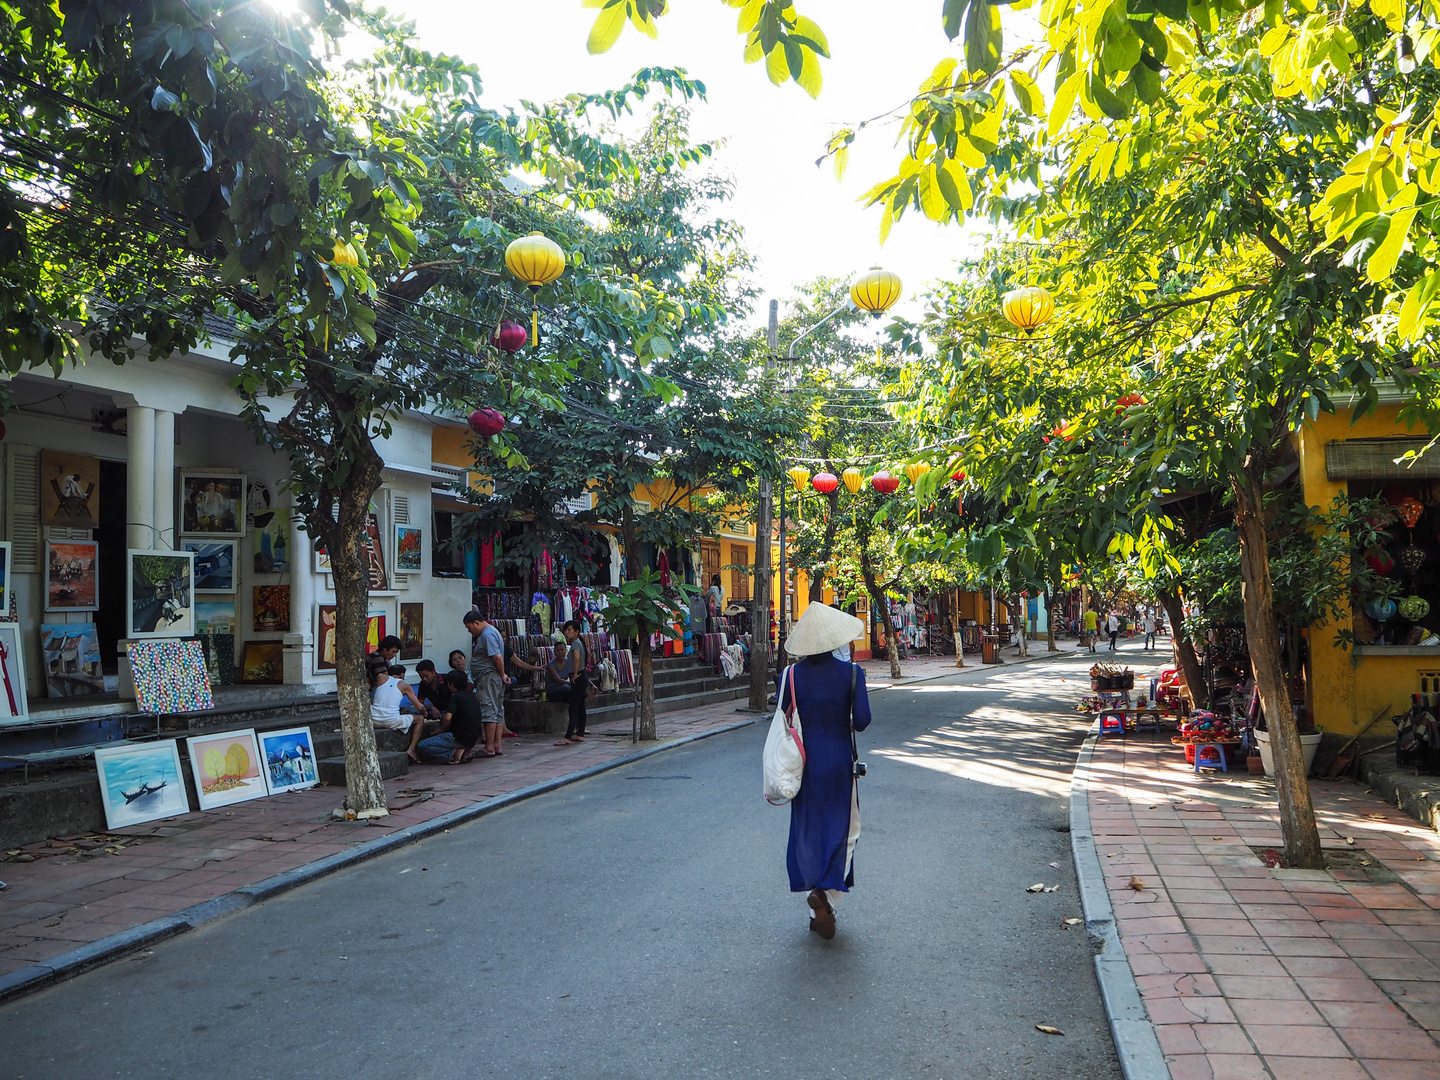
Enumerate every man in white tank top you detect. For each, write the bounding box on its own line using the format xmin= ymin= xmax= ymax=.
xmin=372 ymin=670 xmax=426 ymax=763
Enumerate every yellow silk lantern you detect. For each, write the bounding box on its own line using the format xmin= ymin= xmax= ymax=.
xmin=1001 ymin=285 xmax=1055 ymax=335
xmin=331 ymin=239 xmax=359 ymax=268
xmin=787 ymin=466 xmax=811 ymax=493
xmin=841 ymin=467 xmax=864 ymax=495
xmin=903 ymin=462 xmax=931 ymax=486
xmin=850 ymin=267 xmax=902 ymax=317
xmin=505 ymin=232 xmax=566 ymax=345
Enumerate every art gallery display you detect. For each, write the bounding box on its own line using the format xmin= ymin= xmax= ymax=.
xmin=127 ymin=550 xmax=195 ymax=638
xmin=259 ymin=726 xmax=319 ymax=794
xmin=252 ymin=585 xmax=291 ymax=633
xmin=253 ymin=506 xmax=290 ymax=573
xmin=364 ymin=512 xmax=389 ymax=590
xmin=0 ymin=540 xmax=11 ymax=619
xmin=185 ymin=539 xmax=237 ymax=593
xmin=39 ymin=450 xmax=100 ymax=528
xmin=45 ymin=540 xmax=98 ymax=611
xmin=194 ymin=602 xmax=236 ymax=637
xmin=39 ymin=623 xmax=104 ymax=697
xmin=179 ymin=472 xmax=245 ymax=536
xmin=395 ymin=525 xmax=423 ymax=573
xmin=94 ymin=742 xmax=190 ymax=829
xmin=185 ymin=729 xmax=268 ymax=811
xmin=0 ymin=625 xmax=30 ymax=723
xmin=239 ymin=640 xmax=284 ymax=684
xmin=399 ymin=603 xmax=424 ymax=660
xmin=127 ymin=639 xmax=214 ymax=713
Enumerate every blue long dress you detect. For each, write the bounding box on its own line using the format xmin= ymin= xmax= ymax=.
xmin=781 ymin=654 xmax=872 ymax=893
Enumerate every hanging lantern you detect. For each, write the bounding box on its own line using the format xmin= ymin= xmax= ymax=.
xmin=950 ymin=470 xmax=966 ymax=483
xmin=1115 ymin=392 xmax=1145 ymax=412
xmin=903 ymin=462 xmax=931 ymax=487
xmin=1365 ymin=547 xmax=1396 ymax=575
xmin=1001 ymin=285 xmax=1055 ymax=335
xmin=850 ymin=267 xmax=902 ymax=318
xmin=1400 ymin=595 xmax=1431 ymax=621
xmin=330 ymin=238 xmax=359 ymax=268
xmin=1399 ymin=497 xmax=1425 ymax=529
xmin=491 ymin=321 xmax=527 ymax=354
xmin=812 ymin=472 xmax=839 ymax=494
xmin=468 ymin=407 xmax=507 ymax=438
xmin=504 ymin=232 xmax=566 ymax=346
xmin=1399 ymin=544 xmax=1428 ymax=575
xmin=786 ymin=466 xmax=811 ymax=494
xmin=870 ymin=471 xmax=901 ymax=495
xmin=1365 ymin=596 xmax=1398 ymax=623
xmin=842 ymin=467 xmax=864 ymax=495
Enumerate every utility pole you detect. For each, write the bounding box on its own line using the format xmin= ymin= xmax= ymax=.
xmin=748 ymin=300 xmax=779 ymax=711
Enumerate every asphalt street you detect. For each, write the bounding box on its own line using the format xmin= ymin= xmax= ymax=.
xmin=0 ymin=649 xmax=1122 ymax=1080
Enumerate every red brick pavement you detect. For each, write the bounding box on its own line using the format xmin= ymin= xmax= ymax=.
xmin=0 ymin=700 xmax=754 ymax=979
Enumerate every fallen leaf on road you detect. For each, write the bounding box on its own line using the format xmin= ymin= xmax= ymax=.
xmin=559 ymin=993 xmax=571 ymax=999
xmin=1049 ymin=861 xmax=1061 ymax=868
xmin=1128 ymin=877 xmax=1146 ymax=891
xmin=1035 ymin=1025 xmax=1064 ymax=1036
xmin=1345 ymin=837 xmax=1355 ymax=845
xmin=1064 ymin=917 xmax=1082 ymax=925
xmin=1027 ymin=883 xmax=1046 ymax=892
xmin=1212 ymin=837 xmax=1223 ymax=841
xmin=1105 ymin=852 xmax=1118 ymax=858
xmin=1366 ymin=813 xmax=1387 ymax=819
xmin=1044 ymin=885 xmax=1060 ymax=892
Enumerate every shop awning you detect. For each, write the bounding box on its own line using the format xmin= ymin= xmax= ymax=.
xmin=1325 ymin=438 xmax=1440 ymax=479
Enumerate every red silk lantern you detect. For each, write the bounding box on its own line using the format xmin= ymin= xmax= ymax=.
xmin=950 ymin=470 xmax=965 ymax=482
xmin=1115 ymin=392 xmax=1145 ymax=412
xmin=491 ymin=321 xmax=527 ymax=354
xmin=812 ymin=472 xmax=839 ymax=494
xmin=1365 ymin=548 xmax=1396 ymax=575
xmin=468 ymin=408 xmax=506 ymax=437
xmin=870 ymin=471 xmax=900 ymax=494
xmin=1398 ymin=496 xmax=1424 ymax=529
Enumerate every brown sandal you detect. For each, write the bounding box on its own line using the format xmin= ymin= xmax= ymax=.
xmin=807 ymin=889 xmax=836 ymax=940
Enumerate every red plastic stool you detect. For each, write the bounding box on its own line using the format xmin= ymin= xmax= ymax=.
xmin=1098 ymin=711 xmax=1126 ymax=737
xmin=1194 ymin=743 xmax=1227 ymax=773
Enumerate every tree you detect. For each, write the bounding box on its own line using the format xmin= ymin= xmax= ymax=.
xmin=3 ymin=1 xmax=707 ymax=814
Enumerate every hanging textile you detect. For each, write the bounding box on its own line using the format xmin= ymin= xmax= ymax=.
xmin=480 ymin=538 xmax=496 ymax=587
xmin=531 ymin=592 xmax=552 ymax=636
xmin=608 ymin=535 xmax=624 ymax=587
xmin=658 ymin=549 xmax=671 ymax=587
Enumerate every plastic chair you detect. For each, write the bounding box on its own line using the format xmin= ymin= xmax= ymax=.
xmin=1099 ymin=711 xmax=1126 ymax=737
xmin=1194 ymin=743 xmax=1227 ymax=773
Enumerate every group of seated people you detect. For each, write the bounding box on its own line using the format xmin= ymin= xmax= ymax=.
xmin=367 ymin=637 xmax=495 ymax=766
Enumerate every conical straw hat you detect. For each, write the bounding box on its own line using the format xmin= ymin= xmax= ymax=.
xmin=785 ymin=603 xmax=864 ymax=658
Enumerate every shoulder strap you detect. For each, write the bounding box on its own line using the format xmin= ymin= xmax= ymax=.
xmin=849 ymin=663 xmax=859 ymax=762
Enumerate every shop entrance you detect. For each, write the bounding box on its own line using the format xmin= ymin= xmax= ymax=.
xmin=94 ymin=460 xmax=127 ymax=673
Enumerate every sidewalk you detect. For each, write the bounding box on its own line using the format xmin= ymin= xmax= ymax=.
xmin=0 ymin=699 xmax=754 ymax=993
xmin=1085 ymin=729 xmax=1440 ymax=1080
xmin=860 ymin=637 xmax=1086 ymax=687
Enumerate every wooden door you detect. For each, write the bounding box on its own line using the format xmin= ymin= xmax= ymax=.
xmin=730 ymin=544 xmax=750 ymax=601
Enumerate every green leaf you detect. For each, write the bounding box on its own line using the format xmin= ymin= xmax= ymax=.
xmin=1398 ymin=270 xmax=1440 ymax=340
xmin=1009 ymin=70 xmax=1044 ymax=115
xmin=1367 ymin=206 xmax=1420 ymax=281
xmin=936 ymin=157 xmax=974 ymax=212
xmin=964 ymin=0 xmax=1003 ymax=75
xmin=587 ymin=2 xmax=628 ymax=54
xmin=943 ymin=0 xmax=967 ymax=40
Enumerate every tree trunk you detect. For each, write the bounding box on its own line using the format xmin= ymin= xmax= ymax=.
xmin=1044 ymin=587 xmax=1058 ymax=651
xmin=1234 ymin=469 xmax=1324 ymax=870
xmin=749 ymin=480 xmax=772 ymax=711
xmin=318 ymin=465 xmax=387 ymax=818
xmin=859 ymin=562 xmax=900 ymax=678
xmin=621 ymin=501 xmax=657 ymax=741
xmin=1012 ymin=596 xmax=1029 ymax=657
xmin=1157 ymin=588 xmax=1207 ymax=710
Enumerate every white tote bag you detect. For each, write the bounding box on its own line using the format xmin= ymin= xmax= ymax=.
xmin=763 ymin=666 xmax=805 ymax=805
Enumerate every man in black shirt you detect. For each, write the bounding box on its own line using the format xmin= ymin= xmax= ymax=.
xmin=413 ymin=659 xmax=451 ymax=717
xmin=415 ymin=671 xmax=482 ymax=764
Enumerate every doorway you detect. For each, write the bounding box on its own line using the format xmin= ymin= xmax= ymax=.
xmin=95 ymin=460 xmax=127 ymax=673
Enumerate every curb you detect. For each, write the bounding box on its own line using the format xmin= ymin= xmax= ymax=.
xmin=868 ymin=643 xmax=1088 ymax=690
xmin=0 ymin=718 xmax=756 ymax=1005
xmin=1070 ymin=729 xmax=1170 ymax=1080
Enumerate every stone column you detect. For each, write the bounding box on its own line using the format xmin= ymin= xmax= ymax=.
xmin=152 ymin=409 xmax=175 ymax=550
xmin=125 ymin=405 xmax=156 ymax=550
xmin=283 ymin=491 xmax=314 ymax=686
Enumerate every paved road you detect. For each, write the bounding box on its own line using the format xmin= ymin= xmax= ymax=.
xmin=0 ymin=651 xmax=1121 ymax=1080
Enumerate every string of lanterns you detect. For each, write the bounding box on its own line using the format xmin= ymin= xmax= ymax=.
xmin=784 ymin=463 xmax=957 ymax=497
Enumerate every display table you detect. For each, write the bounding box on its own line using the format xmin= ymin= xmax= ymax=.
xmin=1096 ymin=706 xmax=1167 ymax=735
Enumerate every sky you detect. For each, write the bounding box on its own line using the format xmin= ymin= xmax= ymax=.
xmin=380 ymin=0 xmax=1043 ymax=330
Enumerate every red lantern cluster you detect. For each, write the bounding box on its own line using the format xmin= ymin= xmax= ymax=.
xmin=870 ymin=471 xmax=901 ymax=494
xmin=1115 ymin=392 xmax=1145 ymax=411
xmin=491 ymin=321 xmax=527 ymax=354
xmin=812 ymin=472 xmax=839 ymax=494
xmin=468 ymin=407 xmax=507 ymax=437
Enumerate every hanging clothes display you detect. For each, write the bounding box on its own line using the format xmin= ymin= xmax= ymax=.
xmin=531 ymin=592 xmax=552 ymax=636
xmin=608 ymin=535 xmax=624 ymax=587
xmin=480 ymin=538 xmax=496 ymax=587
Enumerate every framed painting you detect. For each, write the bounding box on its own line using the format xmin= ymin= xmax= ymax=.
xmin=394 ymin=525 xmax=423 ymax=573
xmin=315 ymin=604 xmax=337 ymax=672
xmin=253 ymin=506 xmax=291 ymax=573
xmin=239 ymin=640 xmax=285 ymax=684
xmin=184 ymin=539 xmax=237 ymax=594
xmin=127 ymin=550 xmax=195 ymax=638
xmin=245 ymin=478 xmax=272 ymax=529
xmin=252 ymin=585 xmax=291 ymax=633
xmin=39 ymin=623 xmax=103 ymax=697
xmin=46 ymin=540 xmax=99 ymax=611
xmin=127 ymin=639 xmax=214 ymax=713
xmin=259 ymin=726 xmax=319 ymax=795
xmin=367 ymin=611 xmax=386 ymax=653
xmin=95 ymin=742 xmax=190 ymax=829
xmin=0 ymin=540 xmax=11 ymax=619
xmin=194 ymin=601 xmax=236 ymax=636
xmin=399 ymin=603 xmax=423 ymax=660
xmin=364 ymin=512 xmax=389 ymax=590
xmin=314 ymin=539 xmax=331 ymax=574
xmin=40 ymin=450 xmax=100 ymax=528
xmin=185 ymin=729 xmax=268 ymax=810
xmin=0 ymin=625 xmax=30 ymax=724
xmin=179 ymin=472 xmax=246 ymax=537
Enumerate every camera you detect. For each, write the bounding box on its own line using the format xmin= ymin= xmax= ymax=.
xmin=852 ymin=761 xmax=868 ymax=778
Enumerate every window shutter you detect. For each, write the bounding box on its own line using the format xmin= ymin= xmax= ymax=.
xmin=7 ymin=446 xmax=42 ymax=572
xmin=392 ymin=493 xmax=409 ymax=524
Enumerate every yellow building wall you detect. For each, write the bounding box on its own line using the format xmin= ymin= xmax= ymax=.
xmin=1298 ymin=403 xmax=1428 ymax=736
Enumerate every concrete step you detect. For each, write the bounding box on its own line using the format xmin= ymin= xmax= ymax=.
xmin=310 ymin=727 xmax=411 ymax=760
xmin=585 ymin=684 xmax=755 ymax=723
xmin=317 ymin=749 xmax=410 ymax=787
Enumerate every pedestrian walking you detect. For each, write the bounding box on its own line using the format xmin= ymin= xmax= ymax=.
xmin=1142 ymin=611 xmax=1156 ymax=650
xmin=464 ymin=611 xmax=512 ymax=757
xmin=1082 ymin=608 xmax=1098 ymax=653
xmin=1106 ymin=611 xmax=1119 ymax=652
xmin=778 ymin=603 xmax=871 ymax=941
